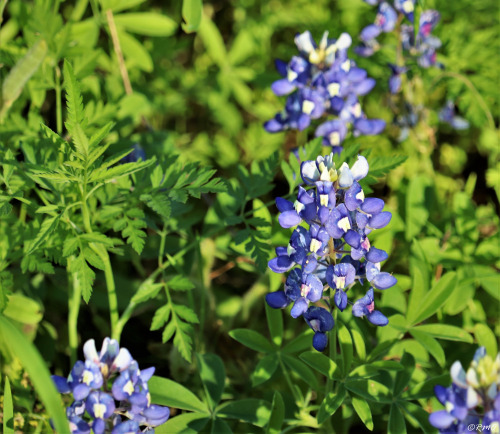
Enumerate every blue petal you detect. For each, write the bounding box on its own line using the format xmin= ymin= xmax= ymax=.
xmin=278 ymin=210 xmax=302 ymax=228
xmin=266 ymin=291 xmax=290 ymax=309
xmin=368 ymin=211 xmax=392 ymax=229
xmin=355 ymin=118 xmax=386 ymax=135
xmin=344 ymin=229 xmax=361 ymax=249
xmin=434 ymin=385 xmax=448 ymax=406
xmin=291 ymin=297 xmax=309 ymax=318
xmin=368 ymin=310 xmax=388 ymax=326
xmin=312 ymin=332 xmax=328 ymax=352
xmin=276 ymin=197 xmax=294 ymax=212
xmin=360 ymin=24 xmax=382 ymax=42
xmin=51 ymin=375 xmax=70 ymax=394
xmin=275 ymin=59 xmax=288 ymax=76
xmin=354 ymin=78 xmax=376 ymax=96
xmin=366 ymin=247 xmax=388 ymax=263
xmin=334 ymin=289 xmax=348 ymax=311
xmin=143 ymin=404 xmax=170 ymax=426
xmin=429 ymin=410 xmax=456 ymax=429
xmin=268 ymin=256 xmax=293 ymax=273
xmin=360 ymin=198 xmax=384 ymax=214
xmin=372 ymin=273 xmax=397 ymax=289
xmin=271 ymin=78 xmax=296 ymax=96
xmin=264 ymin=118 xmax=285 ymax=133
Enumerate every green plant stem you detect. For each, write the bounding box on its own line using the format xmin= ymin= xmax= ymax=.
xmin=325 ymin=308 xmax=338 ymax=395
xmin=94 ymin=246 xmax=119 ymax=340
xmin=68 ymin=268 xmax=82 ymax=366
xmin=55 ymin=66 xmax=62 ymax=136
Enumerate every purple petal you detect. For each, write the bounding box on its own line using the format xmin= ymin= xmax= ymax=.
xmin=360 ymin=24 xmax=382 ymax=42
xmin=291 ymin=297 xmax=309 ymax=318
xmin=366 ymin=247 xmax=388 ymax=263
xmin=429 ymin=410 xmax=456 ymax=430
xmin=434 ymin=385 xmax=448 ymax=406
xmin=354 ymin=78 xmax=376 ymax=96
xmin=367 ymin=310 xmax=389 ymax=326
xmin=271 ymin=78 xmax=296 ymax=96
xmin=275 ymin=59 xmax=287 ymax=76
xmin=266 ymin=291 xmax=290 ymax=309
xmin=372 ymin=273 xmax=397 ymax=289
xmin=355 ymin=118 xmax=386 ymax=135
xmin=334 ymin=290 xmax=348 ymax=311
xmin=312 ymin=332 xmax=328 ymax=352
xmin=368 ymin=211 xmax=392 ymax=229
xmin=344 ymin=229 xmax=361 ymax=249
xmin=52 ymin=376 xmax=70 ymax=394
xmin=268 ymin=256 xmax=294 ymax=273
xmin=276 ymin=197 xmax=294 ymax=212
xmin=360 ymin=198 xmax=384 ymax=214
xmin=278 ymin=210 xmax=302 ymax=228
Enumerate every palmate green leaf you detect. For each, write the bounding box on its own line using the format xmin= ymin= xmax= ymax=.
xmin=299 ymin=351 xmax=342 ymax=380
xmin=3 ymin=377 xmax=14 ymax=434
xmin=338 ymin=322 xmax=353 ymax=375
xmin=282 ymin=329 xmax=314 ymax=354
xmin=474 ymin=324 xmax=498 ymax=356
xmin=251 ymin=354 xmax=279 ymax=387
xmin=27 ymin=214 xmax=62 ymax=255
xmin=405 ymin=176 xmax=432 ymax=241
xmin=349 ymin=361 xmax=404 ymax=380
xmin=0 ymin=315 xmax=68 ymax=433
xmin=229 ymin=329 xmax=274 ymax=353
xmin=265 ymin=303 xmax=283 ymax=347
xmin=350 ymin=328 xmax=366 ymax=361
xmin=388 ymin=404 xmax=406 ymax=434
xmin=0 ymin=39 xmax=48 ymax=119
xmin=157 ymin=413 xmax=209 ymax=434
xmin=216 ymin=399 xmax=271 ymax=427
xmin=182 ymin=0 xmax=202 ymax=33
xmin=404 ymin=373 xmax=450 ymax=400
xmin=266 ymin=391 xmax=284 ymax=434
xmin=118 ymin=29 xmax=154 ymax=73
xmin=393 ymin=352 xmax=415 ymax=397
xmin=113 ymin=12 xmax=178 ymax=36
xmin=399 ymin=401 xmax=435 ymax=433
xmin=149 ymin=376 xmax=209 ymax=413
xmin=410 ymin=329 xmax=445 ymax=366
xmin=210 ymin=418 xmax=232 ymax=434
xmin=352 ymin=395 xmax=373 ymax=431
xmin=344 ymin=379 xmax=392 ymax=403
xmin=412 ymin=324 xmax=473 ymax=343
xmin=281 ymin=354 xmax=319 ymax=390
xmin=317 ymin=383 xmax=346 ymax=424
xmin=196 ymin=353 xmax=226 ymax=410
xmin=410 ymin=272 xmax=457 ymax=325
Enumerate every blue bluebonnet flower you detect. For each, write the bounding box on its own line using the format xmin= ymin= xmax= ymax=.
xmin=122 ymin=144 xmax=146 ymax=163
xmin=265 ymin=30 xmax=385 ymax=152
xmin=52 ymin=338 xmax=170 ymax=434
xmin=356 ymin=1 xmax=442 ymax=70
xmin=439 ymin=101 xmax=470 ymax=130
xmin=266 ymin=154 xmax=396 ymax=351
xmin=429 ymin=347 xmax=500 ymax=433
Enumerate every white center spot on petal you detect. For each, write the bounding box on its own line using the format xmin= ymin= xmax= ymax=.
xmin=320 ymin=194 xmax=329 ymax=207
xmin=341 ymin=60 xmax=351 ymax=72
xmin=320 ymin=168 xmax=331 ymax=182
xmin=82 ymin=370 xmax=94 ymax=386
xmin=287 ymin=69 xmax=298 ymax=82
xmin=301 ymin=283 xmax=311 ymax=298
xmin=352 ymin=103 xmax=362 ymax=118
xmin=355 ymin=190 xmax=365 ymax=202
xmin=309 ymin=319 xmax=320 ymax=332
xmin=329 ymin=132 xmax=340 ymax=145
xmin=337 ymin=216 xmax=351 ymax=232
xmin=327 ymin=82 xmax=340 ymax=97
xmin=310 ymin=238 xmax=322 ymax=253
xmin=334 ymin=275 xmax=346 ymax=289
xmin=287 ymin=243 xmax=296 ymax=256
xmin=402 ymin=0 xmax=414 ymax=13
xmin=302 ymin=100 xmax=316 ymax=115
xmin=445 ymin=401 xmax=455 ymax=413
xmin=93 ymin=403 xmax=107 ymax=419
xmin=294 ymin=200 xmax=305 ymax=213
xmin=123 ymin=380 xmax=135 ymax=396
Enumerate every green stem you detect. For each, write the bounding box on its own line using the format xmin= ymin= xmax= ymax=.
xmin=95 ymin=246 xmax=119 ymax=340
xmin=325 ymin=308 xmax=338 ymax=395
xmin=68 ymin=267 xmax=82 ymax=366
xmin=114 ymin=300 xmax=136 ymax=342
xmin=55 ymin=66 xmax=62 ymax=136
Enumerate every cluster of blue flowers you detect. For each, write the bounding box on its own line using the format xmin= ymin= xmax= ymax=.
xmin=429 ymin=347 xmax=500 ymax=433
xmin=266 ymin=154 xmax=396 ymax=351
xmin=51 ymin=338 xmax=170 ymax=434
xmin=264 ymin=30 xmax=385 ymax=153
xmin=356 ymin=1 xmax=442 ymax=72
xmin=439 ymin=100 xmax=470 ymax=130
